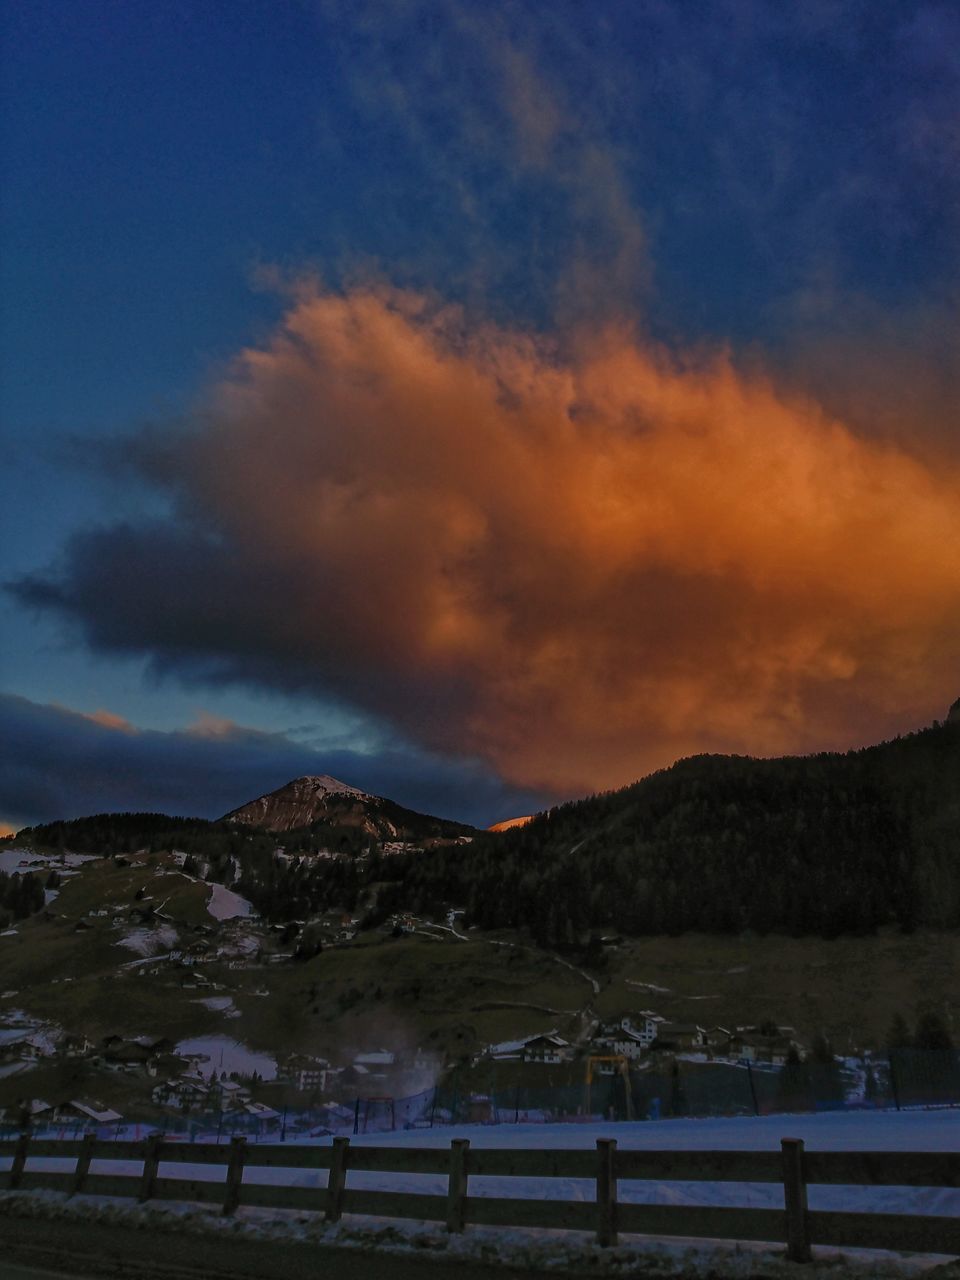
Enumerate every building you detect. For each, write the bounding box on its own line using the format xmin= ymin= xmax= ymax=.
xmin=652 ymin=1023 xmax=707 ymax=1052
xmin=55 ymin=1100 xmax=123 ymax=1126
xmin=486 ymin=1032 xmax=572 ymax=1065
xmin=281 ymin=1054 xmax=330 ymax=1093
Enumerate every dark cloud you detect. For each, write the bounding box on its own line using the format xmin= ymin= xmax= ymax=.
xmin=0 ymin=693 xmax=550 ymax=831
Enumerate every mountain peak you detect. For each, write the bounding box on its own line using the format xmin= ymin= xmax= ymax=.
xmin=948 ymin=697 xmax=960 ymax=724
xmin=221 ymin=774 xmax=474 ymax=841
xmin=223 ymin=774 xmax=374 ymax=832
xmin=291 ymin=775 xmax=370 ymax=799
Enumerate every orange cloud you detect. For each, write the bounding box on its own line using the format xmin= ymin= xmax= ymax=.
xmin=129 ymin=283 xmax=957 ymax=795
xmin=84 ymin=708 xmax=135 ymax=733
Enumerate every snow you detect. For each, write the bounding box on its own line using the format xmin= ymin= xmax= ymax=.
xmin=193 ymin=997 xmax=240 ymax=1018
xmin=116 ymin=924 xmax=178 ymax=956
xmin=298 ymin=775 xmax=369 ymax=798
xmin=175 ymin=1036 xmax=276 ymax=1080
xmin=205 ymin=883 xmax=253 ymax=922
xmin=0 ymin=848 xmax=97 ymax=876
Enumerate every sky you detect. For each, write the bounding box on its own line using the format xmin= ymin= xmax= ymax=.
xmin=2 ymin=0 xmax=959 ymax=832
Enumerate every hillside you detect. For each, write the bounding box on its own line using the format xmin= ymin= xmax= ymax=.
xmin=396 ymin=711 xmax=960 ymax=944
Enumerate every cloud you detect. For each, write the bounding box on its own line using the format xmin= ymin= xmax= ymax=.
xmin=11 ymin=285 xmax=960 ymax=795
xmin=0 ymin=693 xmax=548 ymax=831
xmin=82 ymin=707 xmax=135 ymax=733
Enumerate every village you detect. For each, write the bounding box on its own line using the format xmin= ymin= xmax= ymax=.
xmin=0 ymin=998 xmax=821 ymax=1137
xmin=0 ymin=848 xmax=876 ymax=1136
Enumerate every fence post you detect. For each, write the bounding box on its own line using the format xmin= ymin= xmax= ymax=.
xmin=138 ymin=1132 xmax=163 ymax=1203
xmin=222 ymin=1135 xmax=246 ymax=1215
xmin=9 ymin=1129 xmax=31 ymax=1190
xmin=781 ymin=1137 xmax=811 ymax=1263
xmin=596 ymin=1138 xmax=618 ymax=1247
xmin=888 ymin=1052 xmax=901 ymax=1111
xmin=71 ymin=1131 xmax=96 ymax=1196
xmin=325 ymin=1137 xmax=350 ymax=1223
xmin=446 ymin=1138 xmax=470 ymax=1233
xmin=746 ymin=1061 xmax=760 ymax=1116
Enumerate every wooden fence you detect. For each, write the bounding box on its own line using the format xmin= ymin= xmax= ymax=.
xmin=1 ymin=1133 xmax=957 ymax=1260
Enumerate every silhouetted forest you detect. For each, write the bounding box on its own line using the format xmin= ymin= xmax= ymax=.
xmin=391 ymin=715 xmax=960 ymax=941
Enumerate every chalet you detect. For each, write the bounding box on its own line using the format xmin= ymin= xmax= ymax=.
xmin=592 ymin=1013 xmax=664 ymax=1061
xmin=99 ymin=1035 xmax=173 ymax=1077
xmin=151 ymin=1076 xmax=209 ymax=1111
xmin=60 ymin=1034 xmax=95 ymax=1059
xmin=0 ymin=1098 xmax=53 ymax=1129
xmin=0 ymin=1029 xmax=31 ymax=1063
xmin=352 ymin=1049 xmax=395 ymax=1077
xmin=702 ymin=1026 xmax=734 ymax=1055
xmin=522 ymin=1034 xmax=571 ymax=1064
xmin=486 ymin=1032 xmax=571 ymax=1065
xmin=243 ymin=1101 xmax=281 ymax=1135
xmin=56 ymin=1100 xmax=123 ymax=1126
xmin=281 ymin=1054 xmax=330 ymax=1093
xmin=206 ymin=1078 xmax=251 ymax=1111
xmin=728 ymin=1030 xmax=794 ymax=1066
xmin=652 ymin=1023 xmax=707 ymax=1052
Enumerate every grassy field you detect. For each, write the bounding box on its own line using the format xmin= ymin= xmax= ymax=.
xmin=594 ymin=929 xmax=959 ymax=1049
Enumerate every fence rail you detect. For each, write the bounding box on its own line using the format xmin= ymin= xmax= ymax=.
xmin=0 ymin=1132 xmax=957 ymax=1260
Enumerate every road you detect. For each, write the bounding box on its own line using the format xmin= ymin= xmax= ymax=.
xmin=0 ymin=1215 xmax=549 ymax=1280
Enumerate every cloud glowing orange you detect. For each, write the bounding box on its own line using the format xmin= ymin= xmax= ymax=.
xmin=48 ymin=285 xmax=960 ymax=795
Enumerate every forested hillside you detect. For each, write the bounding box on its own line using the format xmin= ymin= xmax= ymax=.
xmin=390 ymin=714 xmax=960 ymax=941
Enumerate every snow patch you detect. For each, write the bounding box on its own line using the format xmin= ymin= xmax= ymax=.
xmin=193 ymin=997 xmax=240 ymax=1019
xmin=206 ymin=883 xmax=253 ymax=922
xmin=176 ymin=1036 xmax=276 ymax=1080
xmin=117 ymin=924 xmax=178 ymax=957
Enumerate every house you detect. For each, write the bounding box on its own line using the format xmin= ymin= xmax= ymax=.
xmin=206 ymin=1078 xmax=251 ymax=1111
xmin=702 ymin=1026 xmax=734 ymax=1055
xmin=352 ymin=1049 xmax=395 ymax=1076
xmin=60 ymin=1034 xmax=95 ymax=1059
xmin=151 ymin=1076 xmax=209 ymax=1111
xmin=486 ymin=1032 xmax=571 ymax=1065
xmin=728 ymin=1030 xmax=794 ymax=1066
xmin=0 ymin=1029 xmax=32 ymax=1063
xmin=652 ymin=1023 xmax=707 ymax=1051
xmin=521 ymin=1034 xmax=571 ymax=1064
xmin=0 ymin=1099 xmax=53 ymax=1127
xmin=243 ymin=1101 xmax=281 ymax=1135
xmin=100 ymin=1035 xmax=172 ymax=1074
xmin=592 ymin=1014 xmax=663 ymax=1061
xmin=281 ymin=1054 xmax=330 ymax=1093
xmin=56 ymin=1100 xmax=123 ymax=1126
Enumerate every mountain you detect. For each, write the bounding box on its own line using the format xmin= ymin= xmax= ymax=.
xmin=399 ymin=704 xmax=960 ymax=943
xmin=222 ymin=774 xmax=476 ymax=841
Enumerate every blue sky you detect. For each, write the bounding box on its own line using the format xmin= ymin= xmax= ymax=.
xmin=2 ymin=1 xmax=959 ymax=829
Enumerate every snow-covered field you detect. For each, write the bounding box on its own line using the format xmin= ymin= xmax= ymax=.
xmin=1 ymin=1108 xmax=956 ymax=1276
xmin=131 ymin=1110 xmax=956 ymax=1221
